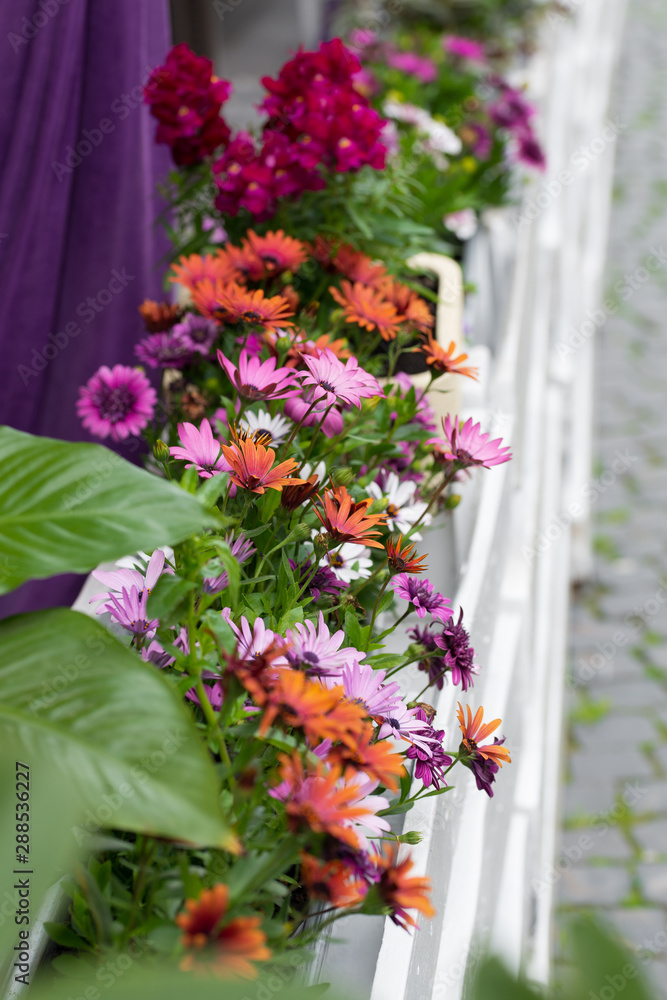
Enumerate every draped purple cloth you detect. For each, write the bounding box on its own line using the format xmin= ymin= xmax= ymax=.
xmin=0 ymin=0 xmax=172 ymax=618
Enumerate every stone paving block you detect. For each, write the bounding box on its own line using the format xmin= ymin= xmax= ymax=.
xmin=563 ymin=781 xmax=617 ymax=818
xmin=638 ymin=864 xmax=667 ymax=904
xmin=606 ymin=908 xmax=667 ymax=951
xmin=570 ymin=748 xmax=654 ymax=782
xmin=560 ymin=826 xmax=632 ymax=861
xmin=559 ymin=865 xmax=631 ymax=905
xmin=585 ymin=679 xmax=667 ymax=711
xmin=573 ymin=715 xmax=656 ymax=750
xmin=635 ymin=820 xmax=667 ymax=856
xmin=635 ymin=780 xmax=667 ymax=815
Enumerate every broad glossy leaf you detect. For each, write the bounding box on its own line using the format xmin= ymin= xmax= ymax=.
xmin=0 ymin=609 xmax=236 ymax=850
xmin=0 ymin=426 xmax=212 ymax=594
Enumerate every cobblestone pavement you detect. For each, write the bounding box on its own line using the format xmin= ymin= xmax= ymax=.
xmin=556 ymin=0 xmax=667 ymax=994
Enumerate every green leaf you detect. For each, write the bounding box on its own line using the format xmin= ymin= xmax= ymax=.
xmin=277 ymin=607 xmax=304 ymax=633
xmin=344 ymin=610 xmax=363 ymax=649
xmin=367 ymin=654 xmax=405 ymax=671
xmin=0 ymin=427 xmax=212 ymax=594
xmin=44 ymin=923 xmax=94 ymax=952
xmin=196 ymin=472 xmax=229 ymax=507
xmin=377 ymin=588 xmax=396 ymax=616
xmin=260 ymin=489 xmax=281 ymax=521
xmin=225 ymin=841 xmax=301 ymax=906
xmin=146 ymin=574 xmax=197 ymax=623
xmin=0 ymin=609 xmax=237 ymax=851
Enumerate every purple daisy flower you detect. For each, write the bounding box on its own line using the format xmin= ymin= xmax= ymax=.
xmin=405 ymin=708 xmax=453 ymax=789
xmin=134 ymin=331 xmax=192 ymax=369
xmin=285 ymin=612 xmax=365 ymax=678
xmin=323 ymin=660 xmax=402 ymax=717
xmin=203 ymin=532 xmax=256 ymax=594
xmin=433 ymin=610 xmax=479 ymax=691
xmin=393 ymin=574 xmax=452 ymax=621
xmin=142 ymin=627 xmax=189 ymax=669
xmin=465 ymin=737 xmax=507 ymax=797
xmin=77 ymin=365 xmax=157 ymax=442
xmin=288 ymin=557 xmax=347 ymax=602
xmin=386 ymin=51 xmax=438 ymax=83
xmin=443 ymin=35 xmax=486 ymax=62
xmin=172 ymin=314 xmax=219 ymax=356
xmin=295 ymin=349 xmax=384 ymax=409
xmin=516 ymin=130 xmax=546 ymax=171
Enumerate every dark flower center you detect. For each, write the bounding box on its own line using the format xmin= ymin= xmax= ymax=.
xmin=456 ymin=448 xmax=483 ymax=466
xmin=386 ymin=718 xmax=400 ymax=729
xmin=94 ymin=385 xmax=134 ymax=423
xmin=241 ymin=310 xmax=262 ymax=322
xmin=319 ymin=380 xmax=336 ymax=393
xmin=386 ymin=503 xmax=400 ymax=518
xmin=329 ymin=553 xmax=344 ymax=568
xmin=189 ymin=325 xmax=209 ymax=343
xmin=302 ymin=651 xmax=319 ymax=665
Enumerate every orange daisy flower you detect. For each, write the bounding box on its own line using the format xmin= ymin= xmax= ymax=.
xmin=258 ymin=670 xmax=366 ymax=746
xmin=386 ymin=535 xmax=428 ymax=575
xmin=138 ymin=299 xmax=182 ymax=332
xmin=169 ymin=251 xmax=241 ymax=292
xmin=456 ymin=703 xmax=512 ymax=766
xmin=216 ymin=243 xmax=264 ymax=282
xmin=214 ymin=283 xmax=295 ymax=332
xmin=376 ymin=845 xmax=435 ymax=931
xmin=221 ymin=437 xmax=304 ymax=495
xmin=177 ymin=884 xmax=271 ymax=980
xmin=330 ymin=280 xmax=402 ymax=342
xmin=378 ymin=278 xmax=434 ymax=336
xmin=280 ymin=473 xmax=321 ymax=511
xmin=314 ymin=486 xmax=387 ymax=549
xmin=246 ymin=229 xmax=308 ymax=276
xmin=333 ymin=244 xmax=388 ymax=287
xmin=329 ymin=722 xmax=407 ymax=791
xmin=420 ymin=337 xmax=478 ymax=379
xmin=300 ymin=853 xmax=367 ymax=909
xmin=274 ymin=753 xmax=382 ymax=849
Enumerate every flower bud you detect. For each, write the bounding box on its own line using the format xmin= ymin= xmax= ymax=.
xmin=331 ymin=467 xmax=353 ymax=487
xmin=445 ymin=493 xmax=462 ymax=509
xmin=153 ymin=439 xmax=170 ymax=464
xmin=360 ymin=395 xmax=381 ymax=413
xmin=275 ymin=336 xmax=292 ymax=354
xmin=286 ymin=523 xmax=313 ymax=543
xmin=312 ymin=533 xmax=330 ymax=559
xmin=398 ymin=831 xmax=423 ymax=846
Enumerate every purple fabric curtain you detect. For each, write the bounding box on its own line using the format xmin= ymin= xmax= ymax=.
xmin=0 ymin=0 xmax=172 ymax=618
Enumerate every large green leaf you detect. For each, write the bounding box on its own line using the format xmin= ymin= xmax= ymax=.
xmin=0 ymin=610 xmax=236 ymax=851
xmin=0 ymin=426 xmax=212 ymax=594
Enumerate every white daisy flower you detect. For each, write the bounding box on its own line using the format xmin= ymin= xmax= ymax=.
xmin=367 ymin=472 xmax=431 ymax=540
xmin=240 ymin=409 xmax=291 ymax=445
xmin=321 ymin=542 xmax=373 ymax=583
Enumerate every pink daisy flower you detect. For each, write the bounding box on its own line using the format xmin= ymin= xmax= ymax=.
xmin=387 ymin=51 xmax=438 ymax=83
xmin=443 ymin=35 xmax=486 ymax=62
xmin=77 ymin=365 xmax=157 ymax=442
xmin=217 ymin=348 xmax=298 ymax=401
xmin=90 ymin=549 xmax=167 ymax=606
xmin=285 ymin=612 xmax=365 ymax=678
xmin=221 ymin=609 xmax=289 ymax=665
xmin=103 ymin=585 xmax=159 ymax=638
xmin=203 ymin=532 xmax=256 ymax=594
xmin=393 ymin=574 xmax=452 ymax=621
xmin=376 ymin=703 xmax=438 ymax=755
xmin=295 ymin=349 xmax=383 ymax=408
xmin=169 ymin=418 xmax=231 ymax=478
xmin=427 ymin=415 xmax=512 ymax=470
xmin=284 ymin=391 xmax=344 ymax=438
xmin=324 ymin=659 xmax=403 ymax=718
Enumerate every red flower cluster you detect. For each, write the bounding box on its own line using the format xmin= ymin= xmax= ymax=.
xmin=213 ymin=130 xmax=325 ymax=222
xmin=144 ymin=43 xmax=232 ymax=166
xmin=261 ymin=38 xmax=388 ymax=174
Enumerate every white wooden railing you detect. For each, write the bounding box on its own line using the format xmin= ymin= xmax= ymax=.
xmin=313 ymin=1 xmax=626 ymax=997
